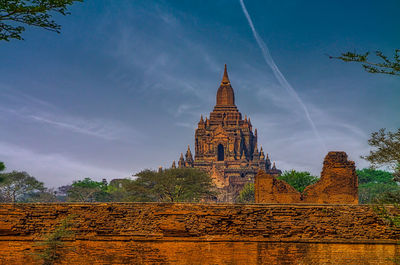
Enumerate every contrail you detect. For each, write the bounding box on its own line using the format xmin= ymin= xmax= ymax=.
xmin=239 ymin=0 xmax=327 ymax=152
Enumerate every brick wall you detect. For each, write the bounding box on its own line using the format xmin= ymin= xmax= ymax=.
xmin=0 ymin=203 xmax=399 ymax=264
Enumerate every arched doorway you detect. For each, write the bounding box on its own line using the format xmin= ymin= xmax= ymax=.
xmin=217 ymin=144 xmax=224 ymax=161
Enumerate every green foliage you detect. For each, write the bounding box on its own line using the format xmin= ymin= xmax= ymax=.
xmin=278 ymin=170 xmax=319 ymax=192
xmin=0 ymin=0 xmax=83 ymax=41
xmin=357 ymin=168 xmax=395 ymax=185
xmin=356 ymin=128 xmax=400 ymax=204
xmin=0 ymin=171 xmax=45 ymax=202
xmin=372 ymin=203 xmax=400 ymax=264
xmin=330 ymin=50 xmax=400 ymax=76
xmin=356 ymin=167 xmax=400 ymax=204
xmin=359 ymin=182 xmax=399 ymax=204
xmin=375 ymin=191 xmax=400 ymax=204
xmin=357 ymin=168 xmax=400 ymax=204
xmin=129 ymin=168 xmax=215 ymax=202
xmin=0 ymin=162 xmax=5 ymax=183
xmin=236 ymin=182 xmax=254 ymax=203
xmin=32 ymin=215 xmax=75 ymax=265
xmin=362 ymin=128 xmax=400 ymax=170
xmin=373 ymin=204 xmax=400 ymax=228
xmin=107 ymin=179 xmax=140 ymax=202
xmin=360 ymin=128 xmax=400 ymax=203
xmin=0 ymin=168 xmax=212 ymax=203
xmin=67 ymin=178 xmax=110 ymax=202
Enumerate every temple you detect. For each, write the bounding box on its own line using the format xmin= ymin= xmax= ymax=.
xmin=174 ymin=65 xmax=281 ymax=202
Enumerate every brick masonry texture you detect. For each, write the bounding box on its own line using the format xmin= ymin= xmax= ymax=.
xmin=255 ymin=171 xmax=301 ymax=203
xmin=0 ymin=203 xmax=399 ymax=264
xmin=303 ymin=151 xmax=358 ymax=204
xmin=255 ymin=151 xmax=359 ymax=204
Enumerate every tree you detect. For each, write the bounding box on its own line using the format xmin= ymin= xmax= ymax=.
xmin=66 ymin=178 xmax=110 ymax=202
xmin=55 ymin=184 xmax=72 ymax=202
xmin=24 ymin=188 xmax=58 ymax=202
xmin=357 ymin=168 xmax=395 ymax=185
xmin=329 ymin=50 xmax=400 ymax=76
xmin=107 ymin=179 xmax=136 ymax=202
xmin=0 ymin=162 xmax=5 ymax=183
xmin=359 ymin=182 xmax=399 ymax=204
xmin=0 ymin=171 xmax=45 ymax=202
xmin=356 ymin=168 xmax=399 ymax=204
xmin=0 ymin=0 xmax=83 ymax=41
xmin=278 ymin=170 xmax=319 ymax=192
xmin=129 ymin=168 xmax=215 ymax=202
xmin=362 ymin=128 xmax=400 ymax=181
xmin=236 ymin=182 xmax=254 ymax=203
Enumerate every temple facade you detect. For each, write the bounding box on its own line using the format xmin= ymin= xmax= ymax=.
xmin=174 ymin=65 xmax=281 ymax=202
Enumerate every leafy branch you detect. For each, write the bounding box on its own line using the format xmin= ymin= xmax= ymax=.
xmin=361 ymin=128 xmax=400 ymax=170
xmin=0 ymin=0 xmax=83 ymax=41
xmin=329 ymin=50 xmax=400 ymax=76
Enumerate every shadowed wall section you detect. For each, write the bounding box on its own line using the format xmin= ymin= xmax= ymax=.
xmin=0 ymin=203 xmax=399 ymax=264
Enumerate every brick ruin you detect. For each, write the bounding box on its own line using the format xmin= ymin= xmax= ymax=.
xmin=303 ymin=151 xmax=359 ymax=204
xmin=174 ymin=65 xmax=280 ymax=202
xmin=255 ymin=151 xmax=359 ymax=204
xmin=255 ymin=168 xmax=301 ymax=203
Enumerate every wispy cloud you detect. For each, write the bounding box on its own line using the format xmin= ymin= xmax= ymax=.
xmin=0 ymin=142 xmax=131 ymax=187
xmin=1 ymin=88 xmax=142 ymax=142
xmin=251 ymin=102 xmax=371 ymax=175
xmin=101 ymin=5 xmax=222 ymax=105
xmin=27 ymin=114 xmax=137 ymax=141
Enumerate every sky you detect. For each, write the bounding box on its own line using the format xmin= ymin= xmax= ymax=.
xmin=0 ymin=0 xmax=399 ymax=187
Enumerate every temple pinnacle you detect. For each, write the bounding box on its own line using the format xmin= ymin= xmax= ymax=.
xmin=221 ymin=64 xmax=230 ymax=84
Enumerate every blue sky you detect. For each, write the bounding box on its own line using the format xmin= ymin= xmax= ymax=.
xmin=1 ymin=0 xmax=399 ymax=187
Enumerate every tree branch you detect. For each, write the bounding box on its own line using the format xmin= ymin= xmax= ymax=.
xmin=329 ymin=50 xmax=400 ymax=76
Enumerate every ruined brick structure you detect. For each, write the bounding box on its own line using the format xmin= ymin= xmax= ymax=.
xmin=0 ymin=203 xmax=399 ymax=264
xmin=255 ymin=170 xmax=301 ymax=203
xmin=302 ymin=151 xmax=359 ymax=204
xmin=255 ymin=151 xmax=358 ymax=204
xmin=174 ymin=65 xmax=280 ymax=202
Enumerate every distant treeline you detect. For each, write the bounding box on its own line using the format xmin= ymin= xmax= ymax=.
xmin=0 ymin=166 xmax=215 ymax=203
xmin=0 ymin=161 xmax=398 ymax=204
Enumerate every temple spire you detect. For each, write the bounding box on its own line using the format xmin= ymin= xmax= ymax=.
xmin=178 ymin=153 xmax=185 ymax=168
xmin=185 ymin=145 xmax=194 ymax=167
xmin=198 ymin=115 xmax=205 ymax=128
xmin=216 ymin=64 xmax=235 ymax=106
xmin=221 ymin=64 xmax=230 ymax=84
